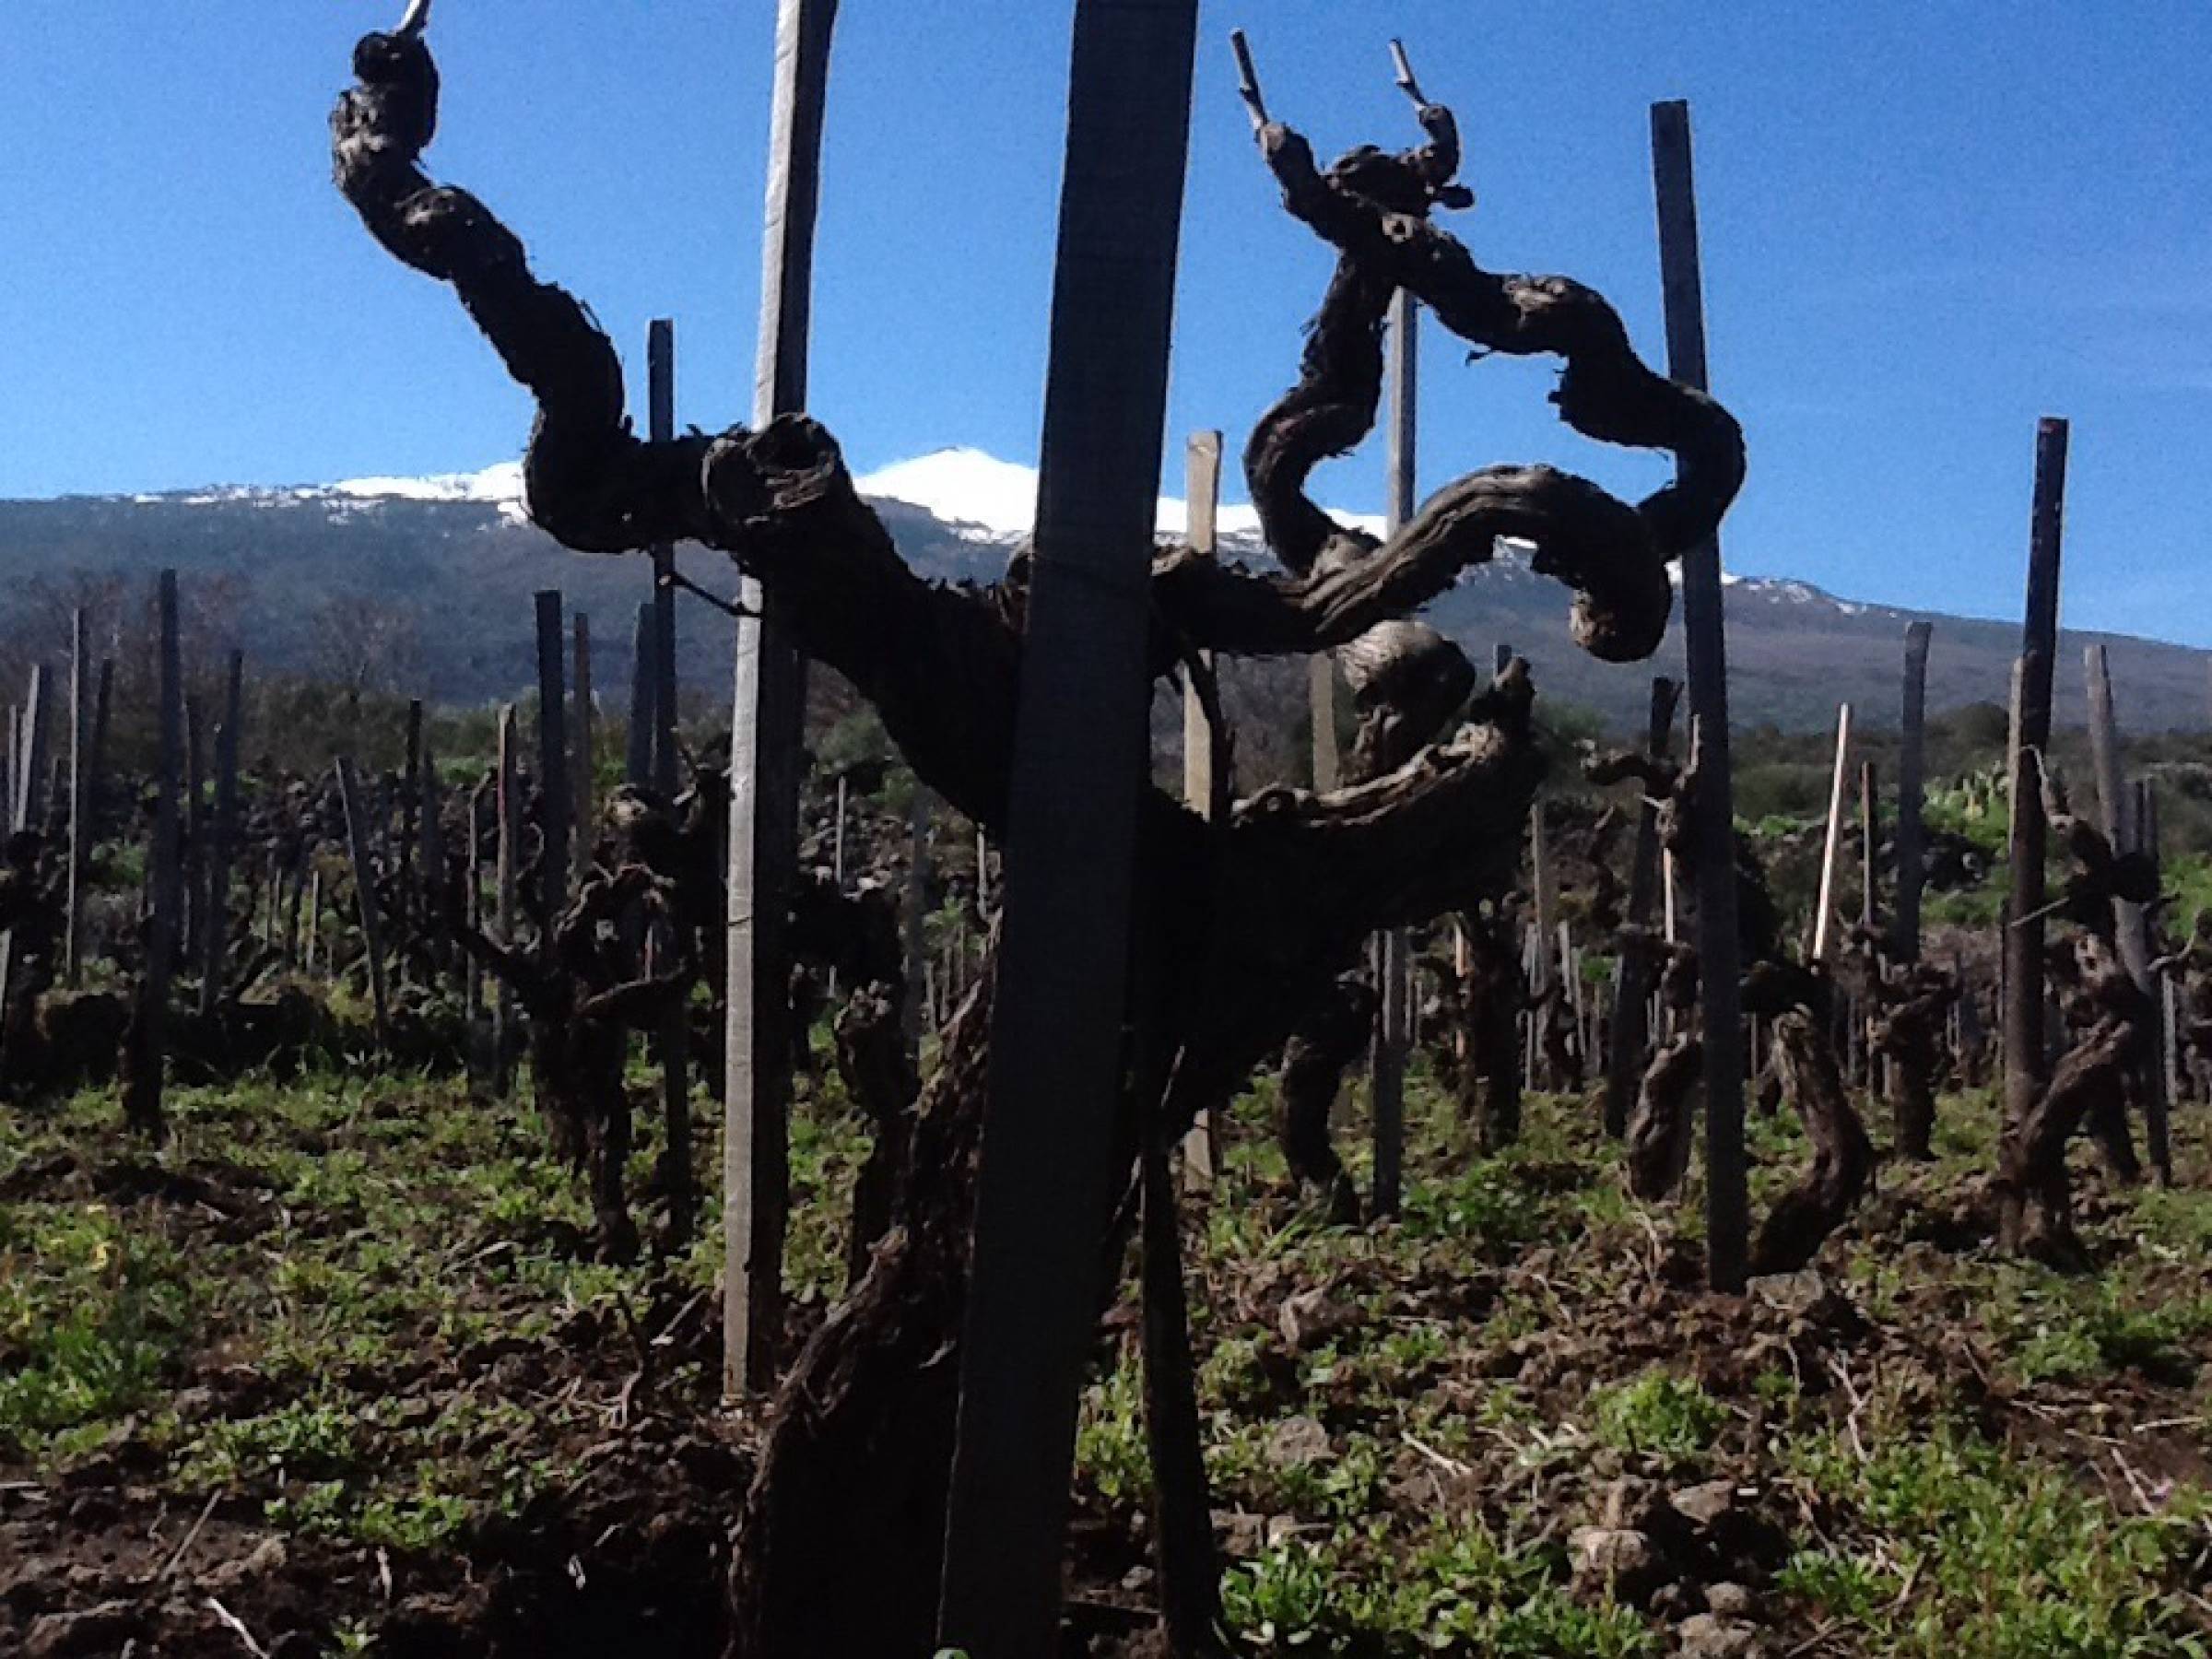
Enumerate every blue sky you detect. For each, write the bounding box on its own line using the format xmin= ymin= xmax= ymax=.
xmin=1 ymin=2 xmax=2206 ymax=642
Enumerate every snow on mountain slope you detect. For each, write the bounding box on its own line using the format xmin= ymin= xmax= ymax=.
xmin=853 ymin=445 xmax=1387 ymax=544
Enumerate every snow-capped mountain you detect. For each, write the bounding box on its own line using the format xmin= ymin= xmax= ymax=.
xmin=3 ymin=448 xmax=2207 ymax=734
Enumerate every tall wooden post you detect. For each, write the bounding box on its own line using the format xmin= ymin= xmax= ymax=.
xmin=65 ymin=610 xmax=89 ymax=985
xmin=2003 ymin=419 xmax=2068 ymax=1135
xmin=1892 ymin=621 xmax=1934 ymax=964
xmin=1811 ymin=704 xmax=1853 ymax=961
xmin=533 ymin=592 xmax=571 ymax=924
xmin=938 ymin=2 xmax=1198 ymax=1650
xmin=1652 ymin=100 xmax=1748 ymax=1291
xmin=724 ymin=0 xmax=836 ymax=1401
xmin=1371 ymin=289 xmax=1417 ymax=1218
xmin=124 ymin=572 xmax=182 ymax=1135
xmin=1605 ymin=677 xmax=1680 ymax=1135
xmin=1179 ymin=429 xmax=1223 ymax=1190
xmin=198 ymin=652 xmax=243 ymax=1015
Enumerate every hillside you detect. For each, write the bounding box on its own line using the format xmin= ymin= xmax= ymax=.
xmin=1 ymin=450 xmax=2205 ymax=735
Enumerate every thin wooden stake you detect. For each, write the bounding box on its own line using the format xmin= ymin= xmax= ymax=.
xmin=1180 ymin=429 xmax=1223 ymax=1192
xmin=2003 ymin=419 xmax=2068 ymax=1136
xmin=1810 ymin=703 xmax=1853 ymax=961
xmin=1653 ymin=99 xmax=1749 ymax=1291
xmin=724 ymin=0 xmax=837 ymax=1401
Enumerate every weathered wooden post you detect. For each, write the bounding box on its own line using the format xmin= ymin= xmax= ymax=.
xmin=198 ymin=651 xmax=243 ymax=1015
xmin=1891 ymin=621 xmax=1934 ymax=963
xmin=1653 ymin=99 xmax=1749 ymax=1292
xmin=65 ymin=610 xmax=90 ymax=984
xmin=1179 ymin=429 xmax=1223 ymax=1190
xmin=1371 ymin=288 xmax=1417 ymax=1217
xmin=2002 ymin=419 xmax=2067 ymax=1137
xmin=335 ymin=756 xmax=392 ymax=1044
xmin=1810 ymin=703 xmax=1853 ymax=961
xmin=572 ymin=613 xmax=595 ymax=877
xmin=724 ymin=0 xmax=836 ymax=1400
xmin=533 ymin=591 xmax=571 ymax=923
xmin=12 ymin=666 xmax=48 ymax=828
xmin=937 ymin=2 xmax=1198 ymax=1649
xmin=124 ymin=571 xmax=182 ymax=1135
xmin=1604 ymin=677 xmax=1680 ymax=1135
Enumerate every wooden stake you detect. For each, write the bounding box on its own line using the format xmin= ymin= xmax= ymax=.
xmin=724 ymin=0 xmax=837 ymax=1401
xmin=1810 ymin=703 xmax=1853 ymax=962
xmin=1180 ymin=429 xmax=1223 ymax=1191
xmin=2003 ymin=419 xmax=2068 ymax=1135
xmin=1892 ymin=621 xmax=1934 ymax=963
xmin=939 ymin=2 xmax=1198 ymax=1647
xmin=1652 ymin=99 xmax=1749 ymax=1291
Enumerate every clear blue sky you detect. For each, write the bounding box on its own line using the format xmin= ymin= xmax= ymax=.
xmin=1 ymin=2 xmax=2206 ymax=642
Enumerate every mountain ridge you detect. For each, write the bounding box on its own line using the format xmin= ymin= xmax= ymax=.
xmin=3 ymin=451 xmax=2205 ymax=735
